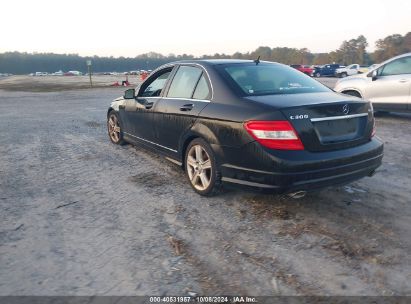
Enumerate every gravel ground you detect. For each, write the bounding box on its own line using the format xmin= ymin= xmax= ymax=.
xmin=0 ymin=77 xmax=410 ymax=296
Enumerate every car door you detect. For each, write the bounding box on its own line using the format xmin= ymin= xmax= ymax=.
xmin=363 ymin=56 xmax=411 ymax=110
xmin=323 ymin=65 xmax=332 ymax=76
xmin=152 ymin=65 xmax=212 ymax=154
xmin=119 ymin=66 xmax=174 ymax=143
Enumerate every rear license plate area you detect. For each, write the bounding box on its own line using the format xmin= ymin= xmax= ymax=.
xmin=313 ymin=117 xmax=366 ymax=143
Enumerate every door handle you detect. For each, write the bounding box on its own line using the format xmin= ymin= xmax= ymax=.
xmin=144 ymin=102 xmax=154 ymax=109
xmin=399 ymin=79 xmax=409 ymax=83
xmin=180 ymin=104 xmax=194 ymax=111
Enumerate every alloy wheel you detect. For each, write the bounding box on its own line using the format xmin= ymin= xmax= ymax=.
xmin=108 ymin=114 xmax=121 ymax=143
xmin=186 ymin=144 xmax=212 ymax=191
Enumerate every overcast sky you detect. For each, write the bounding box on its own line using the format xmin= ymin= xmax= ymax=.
xmin=1 ymin=0 xmax=410 ymax=57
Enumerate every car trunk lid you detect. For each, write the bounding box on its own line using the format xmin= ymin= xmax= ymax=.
xmin=282 ymin=101 xmax=373 ymax=151
xmin=245 ymin=92 xmax=374 ymax=152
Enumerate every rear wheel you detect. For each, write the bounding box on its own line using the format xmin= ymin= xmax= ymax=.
xmin=185 ymin=138 xmax=221 ymax=196
xmin=342 ymin=90 xmax=362 ymax=98
xmin=107 ymin=111 xmax=125 ymax=145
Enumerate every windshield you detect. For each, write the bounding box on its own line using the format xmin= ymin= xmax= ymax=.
xmin=218 ymin=63 xmax=330 ymax=96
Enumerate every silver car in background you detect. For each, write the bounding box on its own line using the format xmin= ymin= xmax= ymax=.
xmin=334 ymin=53 xmax=411 ymax=112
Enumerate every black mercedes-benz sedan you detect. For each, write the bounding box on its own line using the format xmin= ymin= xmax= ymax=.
xmin=107 ymin=59 xmax=383 ymax=196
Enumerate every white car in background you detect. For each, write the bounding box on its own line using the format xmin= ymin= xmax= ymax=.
xmin=335 ymin=64 xmax=362 ymax=78
xmin=52 ymin=70 xmax=64 ymax=76
xmin=334 ymin=53 xmax=411 ymax=112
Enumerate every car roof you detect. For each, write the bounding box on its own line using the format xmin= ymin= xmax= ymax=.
xmin=391 ymin=52 xmax=411 ymax=60
xmin=170 ymin=59 xmax=268 ymax=66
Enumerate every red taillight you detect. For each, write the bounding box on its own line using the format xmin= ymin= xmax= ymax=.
xmin=244 ymin=120 xmax=304 ymax=150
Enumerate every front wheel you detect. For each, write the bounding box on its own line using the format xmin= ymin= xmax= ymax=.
xmin=107 ymin=111 xmax=125 ymax=145
xmin=185 ymin=138 xmax=221 ymax=196
xmin=315 ymin=72 xmax=321 ymax=78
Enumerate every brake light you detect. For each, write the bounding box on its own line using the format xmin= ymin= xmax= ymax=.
xmin=244 ymin=120 xmax=304 ymax=150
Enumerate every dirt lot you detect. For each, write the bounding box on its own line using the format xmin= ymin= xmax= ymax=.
xmin=0 ymin=76 xmax=410 ymax=296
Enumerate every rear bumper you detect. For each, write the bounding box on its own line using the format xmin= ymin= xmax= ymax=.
xmin=217 ymin=137 xmax=384 ymax=193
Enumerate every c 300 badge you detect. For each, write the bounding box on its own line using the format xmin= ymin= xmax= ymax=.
xmin=290 ymin=114 xmax=309 ymax=120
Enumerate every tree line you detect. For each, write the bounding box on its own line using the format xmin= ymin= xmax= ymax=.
xmin=0 ymin=32 xmax=410 ymax=74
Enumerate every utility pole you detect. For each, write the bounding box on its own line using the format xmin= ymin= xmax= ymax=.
xmin=86 ymin=60 xmax=93 ymax=87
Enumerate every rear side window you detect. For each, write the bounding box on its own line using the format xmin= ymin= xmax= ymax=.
xmin=218 ymin=63 xmax=330 ymax=96
xmin=193 ymin=75 xmax=210 ymax=100
xmin=380 ymin=57 xmax=411 ymax=76
xmin=167 ymin=66 xmax=202 ymax=98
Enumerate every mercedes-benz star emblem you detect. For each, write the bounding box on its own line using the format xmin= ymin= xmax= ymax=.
xmin=343 ymin=104 xmax=350 ymax=115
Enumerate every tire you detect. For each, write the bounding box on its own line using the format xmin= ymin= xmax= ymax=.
xmin=107 ymin=111 xmax=125 ymax=145
xmin=341 ymin=72 xmax=348 ymax=78
xmin=185 ymin=138 xmax=222 ymax=196
xmin=315 ymin=72 xmax=321 ymax=78
xmin=342 ymin=90 xmax=362 ymax=98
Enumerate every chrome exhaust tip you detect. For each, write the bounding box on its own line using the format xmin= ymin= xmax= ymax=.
xmin=287 ymin=191 xmax=307 ymax=199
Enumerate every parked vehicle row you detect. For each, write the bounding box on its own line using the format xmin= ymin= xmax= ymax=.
xmin=98 ymin=70 xmax=153 ymax=76
xmin=123 ymin=70 xmax=152 ymax=75
xmin=107 ymin=59 xmax=383 ymax=196
xmin=290 ymin=63 xmax=382 ymax=78
xmin=28 ymin=70 xmax=152 ymax=76
xmin=335 ymin=52 xmax=411 ymax=112
xmin=291 ymin=64 xmax=346 ymax=77
xmin=29 ymin=70 xmax=83 ymax=76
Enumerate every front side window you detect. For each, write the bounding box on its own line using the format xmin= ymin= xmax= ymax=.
xmin=167 ymin=66 xmax=203 ymax=98
xmin=218 ymin=63 xmax=330 ymax=96
xmin=380 ymin=57 xmax=411 ymax=76
xmin=140 ymin=70 xmax=171 ymax=97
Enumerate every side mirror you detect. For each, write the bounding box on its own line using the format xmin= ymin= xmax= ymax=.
xmin=124 ymin=88 xmax=135 ymax=99
xmin=367 ymin=69 xmax=378 ymax=81
xmin=371 ymin=70 xmax=378 ymax=81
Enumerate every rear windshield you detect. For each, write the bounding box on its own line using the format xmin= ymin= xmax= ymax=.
xmin=218 ymin=63 xmax=330 ymax=96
